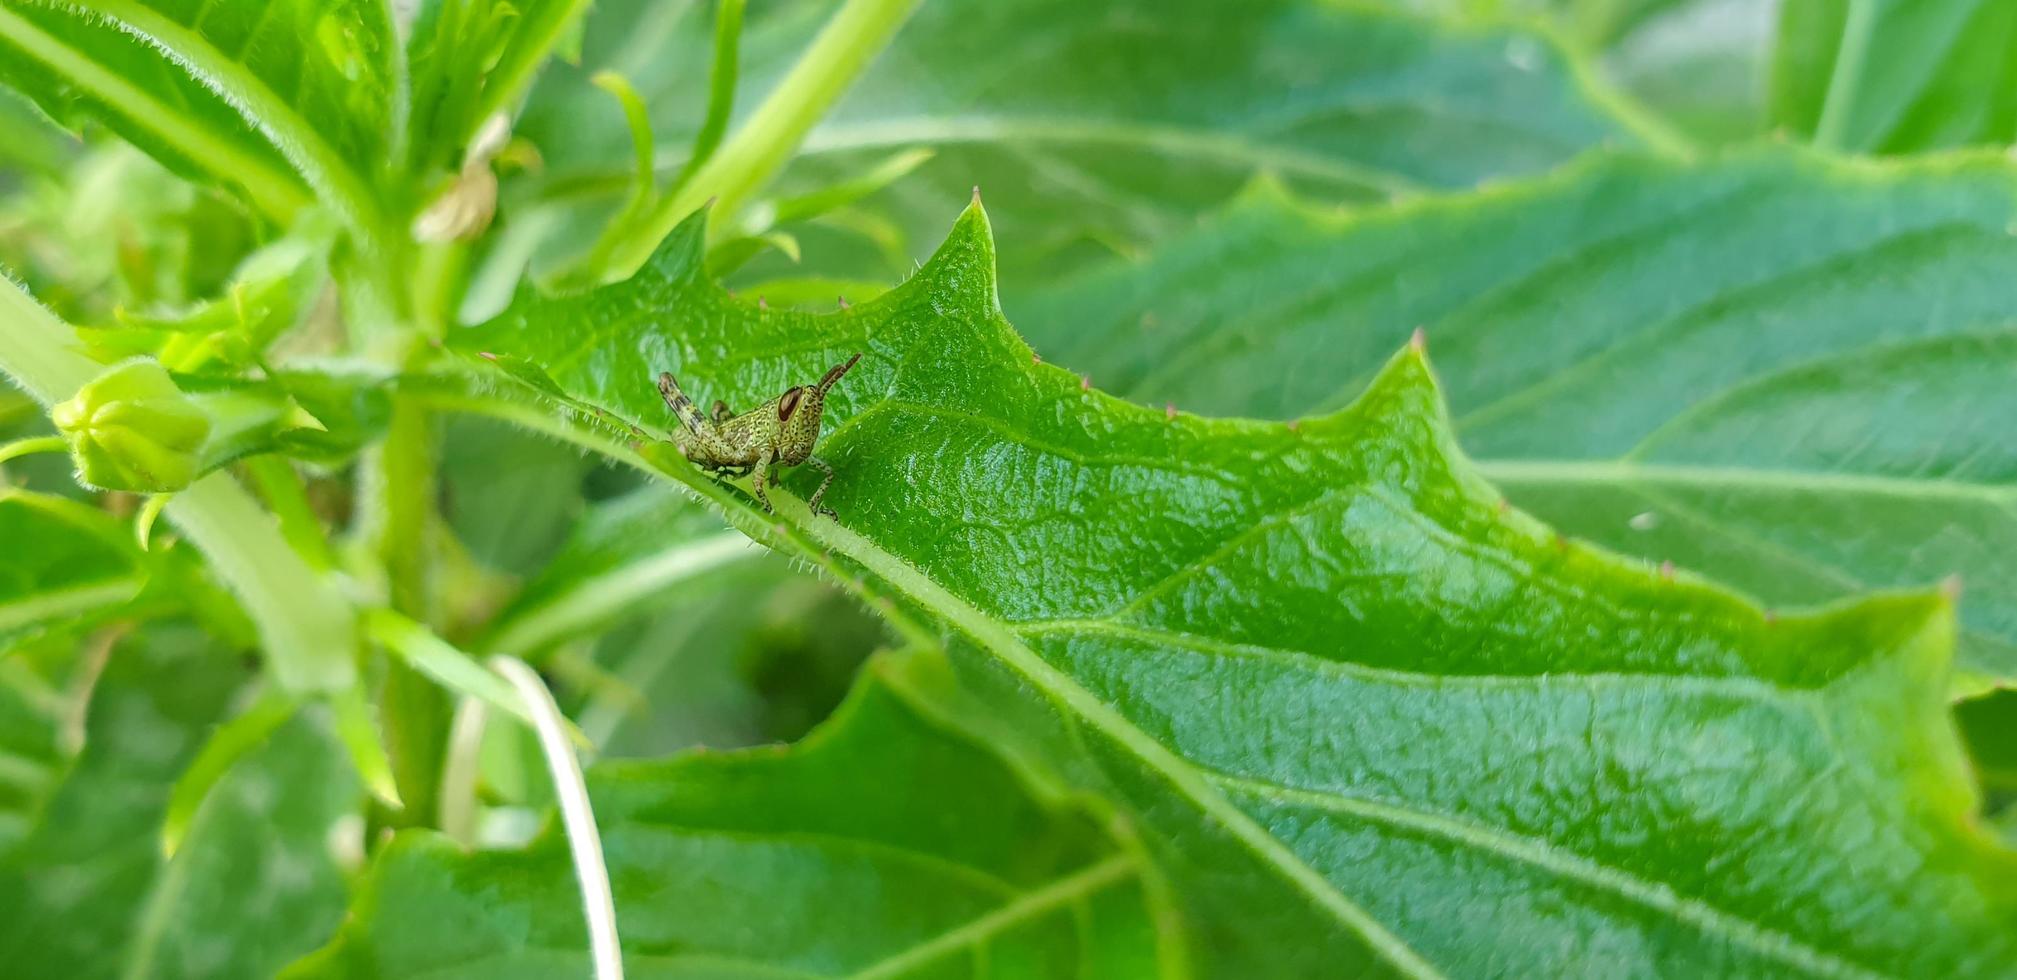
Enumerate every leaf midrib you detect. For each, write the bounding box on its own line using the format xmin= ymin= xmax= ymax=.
xmin=796 ymin=114 xmax=1433 ymax=194
xmin=846 ymin=854 xmax=1138 ymax=980
xmin=782 ymin=499 xmax=1449 ymax=979
xmin=1011 ymin=618 xmax=1810 ymax=699
xmin=1203 ymin=770 xmax=1889 ymax=980
xmin=1478 ymin=459 xmax=2017 ymax=506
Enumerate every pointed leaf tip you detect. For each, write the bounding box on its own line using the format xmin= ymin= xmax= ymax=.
xmin=907 ymin=202 xmax=1000 ymax=311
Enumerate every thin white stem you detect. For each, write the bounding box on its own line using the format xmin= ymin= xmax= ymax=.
xmin=491 ymin=655 xmax=622 ymax=980
xmin=438 ymin=697 xmax=488 ymax=844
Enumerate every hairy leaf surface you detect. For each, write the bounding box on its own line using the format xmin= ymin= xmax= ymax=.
xmin=0 ymin=0 xmax=398 ymax=227
xmin=1013 ymin=148 xmax=2017 ymax=684
xmin=452 ymin=204 xmax=2017 ymax=975
xmin=0 ymin=1 xmax=304 ymax=218
xmin=292 ymin=657 xmax=1170 ymax=978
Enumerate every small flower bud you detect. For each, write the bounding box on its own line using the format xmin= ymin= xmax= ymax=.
xmin=52 ymin=359 xmax=211 ymax=492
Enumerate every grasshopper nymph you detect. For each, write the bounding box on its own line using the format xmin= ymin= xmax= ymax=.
xmin=657 ymin=353 xmax=863 ymax=516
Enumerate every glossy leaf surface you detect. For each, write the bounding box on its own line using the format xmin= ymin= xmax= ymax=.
xmin=1012 ymin=148 xmax=2017 ymax=683
xmin=448 ymin=203 xmax=2017 ymax=975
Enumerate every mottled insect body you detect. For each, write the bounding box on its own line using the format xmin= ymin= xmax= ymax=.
xmin=658 ymin=353 xmax=862 ymax=515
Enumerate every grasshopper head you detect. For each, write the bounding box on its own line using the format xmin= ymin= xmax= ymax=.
xmin=774 ymin=352 xmax=862 ymax=464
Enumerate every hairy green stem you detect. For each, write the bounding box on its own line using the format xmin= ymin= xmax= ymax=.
xmin=613 ymin=0 xmax=920 ymax=273
xmin=0 ymin=277 xmax=98 ymax=403
xmin=367 ymin=382 xmax=451 ymax=821
xmin=164 ymin=477 xmax=358 ymax=690
xmin=0 ymin=279 xmax=355 ymax=691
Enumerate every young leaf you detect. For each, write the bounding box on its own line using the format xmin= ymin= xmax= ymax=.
xmin=289 ymin=655 xmax=1171 ymax=978
xmin=0 ymin=625 xmax=355 ymax=980
xmin=1013 ymin=148 xmax=2017 ymax=686
xmin=0 ymin=489 xmax=148 ymax=644
xmin=520 ymin=0 xmax=1666 ymax=289
xmin=0 ymin=0 xmax=398 ymax=234
xmin=456 ymin=203 xmax=2017 ymax=974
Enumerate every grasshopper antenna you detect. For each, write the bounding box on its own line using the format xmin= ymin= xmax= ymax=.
xmin=818 ymin=352 xmax=864 ymax=393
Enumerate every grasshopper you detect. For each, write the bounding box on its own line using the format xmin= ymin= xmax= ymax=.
xmin=657 ymin=353 xmax=863 ymax=516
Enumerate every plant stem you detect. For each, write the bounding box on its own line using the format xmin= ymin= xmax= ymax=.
xmin=612 ymin=0 xmax=920 ymax=274
xmin=0 ymin=279 xmax=356 ymax=692
xmin=164 ymin=475 xmax=359 ymax=690
xmin=438 ymin=697 xmax=488 ymax=843
xmin=0 ymin=279 xmax=98 ymax=404
xmin=1815 ymin=0 xmax=1878 ymax=151
xmin=0 ymin=435 xmax=68 ymax=465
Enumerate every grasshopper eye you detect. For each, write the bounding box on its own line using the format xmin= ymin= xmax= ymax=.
xmin=778 ymin=386 xmax=805 ymax=421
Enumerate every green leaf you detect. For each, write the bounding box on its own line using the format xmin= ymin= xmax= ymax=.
xmin=0 ymin=636 xmax=88 ymax=852
xmin=0 ymin=489 xmax=147 ymax=644
xmin=1774 ymin=0 xmax=2017 ymax=153
xmin=0 ymin=624 xmax=356 ymax=979
xmin=456 ymin=202 xmax=2017 ymax=973
xmin=521 ymin=0 xmax=1664 ymax=289
xmin=291 ymin=655 xmax=1170 ymax=978
xmin=0 ymin=3 xmax=305 ymax=219
xmin=1012 ymin=147 xmax=2017 ymax=686
xmin=0 ymin=0 xmax=399 ymax=232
